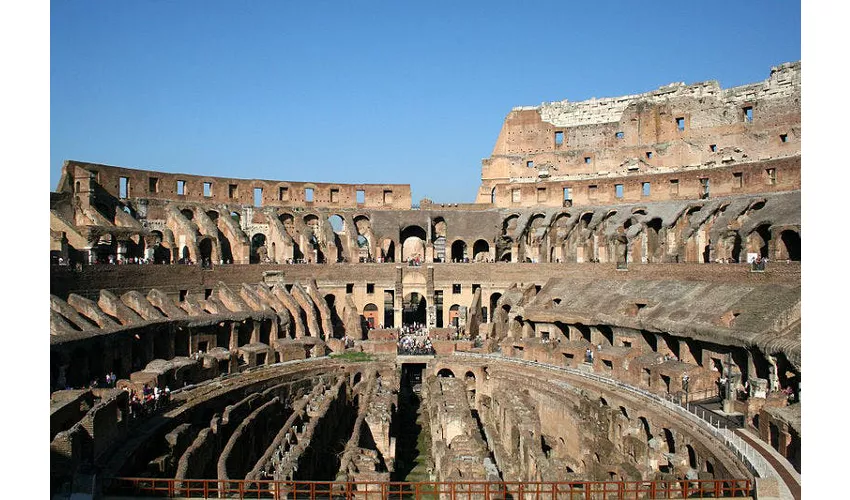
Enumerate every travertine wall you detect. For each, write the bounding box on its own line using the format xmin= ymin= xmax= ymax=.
xmin=58 ymin=161 xmax=412 ymax=209
xmin=476 ymin=62 xmax=800 ymax=205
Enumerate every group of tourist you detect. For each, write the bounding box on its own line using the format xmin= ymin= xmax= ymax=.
xmin=126 ymin=384 xmax=171 ymax=419
xmin=397 ymin=322 xmax=434 ymax=355
xmin=398 ymin=334 xmax=434 ymax=355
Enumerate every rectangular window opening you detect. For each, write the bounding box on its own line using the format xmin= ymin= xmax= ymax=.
xmin=472 ymin=283 xmax=481 ymax=293
xmin=588 ymin=185 xmax=598 ymax=198
xmin=537 ymin=187 xmax=547 ymax=202
xmin=254 ymin=187 xmax=263 ymax=207
xmin=366 ymin=283 xmax=375 ymax=294
xmin=204 ymin=289 xmax=212 ymax=299
xmin=330 ymin=188 xmax=340 ymax=203
xmin=305 ymin=188 xmax=314 ymax=202
xmin=646 ymin=151 xmax=653 ymax=159
xmin=512 ymin=188 xmax=521 ymax=203
xmin=733 ymin=172 xmax=743 ymax=188
xmin=710 ymin=144 xmax=717 ymax=152
xmin=177 ymin=180 xmax=186 ymax=196
xmin=203 ymin=182 xmax=212 ymax=198
xmin=452 ymin=284 xmax=462 ymax=294
xmin=615 ymin=184 xmax=624 ymax=199
xmin=670 ymin=179 xmax=679 ymax=195
xmin=149 ymin=177 xmax=159 ymax=193
xmin=676 ymin=117 xmax=685 ymax=131
xmin=615 ymin=131 xmax=624 ymax=139
xmin=744 ymin=106 xmax=753 ymax=122
xmin=279 ymin=186 xmax=289 ymax=201
xmin=584 ymin=156 xmax=592 ymax=164
xmin=179 ymin=290 xmax=188 ymax=302
xmin=229 ymin=184 xmax=238 ymax=199
xmin=383 ymin=189 xmax=393 ymax=205
xmin=642 ymin=182 xmax=650 ymax=197
xmin=780 ymin=134 xmax=788 ymax=143
xmin=119 ymin=177 xmax=128 ymax=199
xmin=346 ymin=283 xmax=354 ymax=294
xmin=356 ymin=190 xmax=365 ymax=204
xmin=554 ymin=131 xmax=564 ymax=146
xmin=563 ymin=187 xmax=572 ymax=201
xmin=527 ymin=160 xmax=534 ymax=168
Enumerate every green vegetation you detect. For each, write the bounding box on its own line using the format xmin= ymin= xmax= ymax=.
xmin=328 ymin=351 xmax=375 ymax=362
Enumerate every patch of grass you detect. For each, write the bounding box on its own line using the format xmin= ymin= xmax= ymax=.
xmin=328 ymin=351 xmax=375 ymax=362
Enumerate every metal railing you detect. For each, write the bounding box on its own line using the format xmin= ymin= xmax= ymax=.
xmin=107 ymin=478 xmax=753 ymax=499
xmin=463 ymin=354 xmax=773 ymax=481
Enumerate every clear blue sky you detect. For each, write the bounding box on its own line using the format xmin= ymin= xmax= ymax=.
xmin=50 ymin=0 xmax=800 ymax=203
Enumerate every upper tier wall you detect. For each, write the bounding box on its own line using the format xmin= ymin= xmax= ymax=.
xmin=59 ymin=161 xmax=413 ymax=210
xmin=477 ymin=62 xmax=800 ymax=203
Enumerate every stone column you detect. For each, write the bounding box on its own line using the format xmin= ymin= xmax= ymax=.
xmin=394 ymin=266 xmax=403 ymax=328
xmin=426 ymin=266 xmax=436 ymax=329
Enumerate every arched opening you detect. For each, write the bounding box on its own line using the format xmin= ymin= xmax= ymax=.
xmin=473 ymin=239 xmax=490 ymax=262
xmin=686 ymin=444 xmax=698 ymax=469
xmin=639 ymin=417 xmax=652 ymax=442
xmin=450 ymin=240 xmax=467 ymax=262
xmin=363 ymin=303 xmax=380 ymax=330
xmin=251 ymin=233 xmax=267 ymax=263
xmin=403 ymin=292 xmax=427 ymax=326
xmin=328 ymin=214 xmax=345 ymax=233
xmin=752 ymin=224 xmax=772 ymax=258
xmin=500 ymin=252 xmax=512 ymax=262
xmin=150 ymin=231 xmax=170 ymax=264
xmin=489 ymin=293 xmax=503 ymax=319
xmin=490 ymin=187 xmax=496 ymax=204
xmin=180 ymin=208 xmax=194 ymax=220
xmin=329 ymin=214 xmax=346 ymax=262
xmin=663 ymin=428 xmax=676 ymax=453
xmin=181 ymin=245 xmax=190 ymax=261
xmin=400 ymin=226 xmax=427 ymax=263
xmin=437 ymin=368 xmax=455 ymax=378
xmin=449 ymin=304 xmax=461 ymax=327
xmin=198 ymin=238 xmax=214 ymax=265
xmin=780 ymin=230 xmax=800 ymax=261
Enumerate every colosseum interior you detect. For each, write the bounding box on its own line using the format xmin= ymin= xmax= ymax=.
xmin=49 ymin=62 xmax=801 ymax=500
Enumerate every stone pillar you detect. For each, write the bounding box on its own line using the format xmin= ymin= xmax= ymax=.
xmin=394 ymin=266 xmax=403 ymax=328
xmin=250 ymin=321 xmax=260 ymax=344
xmin=426 ymin=266 xmax=436 ymax=330
xmin=229 ymin=323 xmax=239 ymax=351
xmin=511 ymin=242 xmax=519 ymax=263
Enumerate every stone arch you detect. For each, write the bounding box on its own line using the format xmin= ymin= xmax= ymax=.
xmin=779 ymin=229 xmax=800 ymax=261
xmin=400 ymin=225 xmax=427 ymax=262
xmin=362 ymin=303 xmax=380 ymax=330
xmin=198 ymin=237 xmax=215 ymax=264
xmin=450 ymin=239 xmax=467 ymax=262
xmin=748 ymin=224 xmax=772 ymax=258
xmin=662 ymin=428 xmax=676 ymax=453
xmin=686 ymin=444 xmax=698 ymax=469
xmin=250 ymin=233 xmax=267 ymax=263
xmin=437 ymin=368 xmax=455 ymax=378
xmin=449 ymin=304 xmax=461 ymax=327
xmin=472 ymin=239 xmax=490 ymax=262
